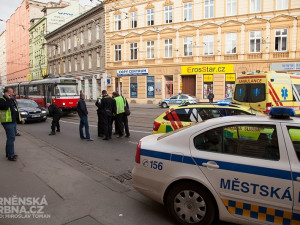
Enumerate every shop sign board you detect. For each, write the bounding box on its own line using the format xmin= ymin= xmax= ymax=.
xmin=181 ymin=64 xmax=234 ymax=75
xmin=117 ymin=68 xmax=149 ymax=76
xmin=270 ymin=62 xmax=300 ymax=71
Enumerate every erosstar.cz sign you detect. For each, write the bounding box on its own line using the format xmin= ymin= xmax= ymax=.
xmin=181 ymin=64 xmax=234 ymax=75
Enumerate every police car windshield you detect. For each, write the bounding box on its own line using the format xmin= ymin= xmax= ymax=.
xmin=158 ymin=121 xmax=204 ymax=140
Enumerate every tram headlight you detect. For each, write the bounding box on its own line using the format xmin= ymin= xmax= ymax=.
xmin=62 ymin=102 xmax=66 ymax=106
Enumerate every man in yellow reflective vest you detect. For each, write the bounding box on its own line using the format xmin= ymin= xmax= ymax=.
xmin=0 ymin=87 xmax=24 ymax=161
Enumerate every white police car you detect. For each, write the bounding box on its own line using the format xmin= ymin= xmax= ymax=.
xmin=159 ymin=94 xmax=197 ymax=108
xmin=132 ymin=107 xmax=300 ymax=225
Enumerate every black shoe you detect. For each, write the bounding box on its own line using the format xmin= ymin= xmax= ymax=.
xmin=98 ymin=134 xmax=104 ymax=137
xmin=113 ymin=132 xmax=117 ymax=135
xmin=49 ymin=132 xmax=56 ymax=135
xmin=125 ymin=135 xmax=130 ymax=138
xmin=108 ymin=136 xmax=112 ymax=139
xmin=117 ymin=135 xmax=123 ymax=138
xmin=8 ymin=156 xmax=17 ymax=161
xmin=56 ymin=130 xmax=60 ymax=132
xmin=81 ymin=137 xmax=86 ymax=139
xmin=16 ymin=133 xmax=21 ymax=136
xmin=103 ymin=137 xmax=109 ymax=140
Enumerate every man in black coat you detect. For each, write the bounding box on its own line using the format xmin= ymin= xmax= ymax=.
xmin=99 ymin=90 xmax=116 ymax=140
xmin=77 ymin=93 xmax=93 ymax=141
xmin=46 ymin=103 xmax=62 ymax=135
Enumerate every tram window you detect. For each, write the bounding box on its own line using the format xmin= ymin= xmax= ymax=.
xmin=28 ymin=85 xmax=43 ymax=95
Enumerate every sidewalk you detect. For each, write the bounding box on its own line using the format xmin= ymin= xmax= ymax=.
xmin=0 ymin=128 xmax=172 ymax=225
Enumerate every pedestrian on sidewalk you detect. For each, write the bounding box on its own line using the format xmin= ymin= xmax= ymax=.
xmin=95 ymin=94 xmax=104 ymax=137
xmin=77 ymin=93 xmax=93 ymax=141
xmin=208 ymin=91 xmax=214 ymax=103
xmin=99 ymin=90 xmax=115 ymax=140
xmin=46 ymin=103 xmax=62 ymax=135
xmin=0 ymin=87 xmax=24 ymax=161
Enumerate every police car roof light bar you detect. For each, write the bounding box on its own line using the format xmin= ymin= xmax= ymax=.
xmin=269 ymin=107 xmax=295 ymax=119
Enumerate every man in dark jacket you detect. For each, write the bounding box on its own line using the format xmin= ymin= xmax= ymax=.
xmin=46 ymin=103 xmax=62 ymax=135
xmin=0 ymin=87 xmax=24 ymax=161
xmin=95 ymin=95 xmax=104 ymax=137
xmin=77 ymin=93 xmax=93 ymax=141
xmin=98 ymin=90 xmax=116 ymax=140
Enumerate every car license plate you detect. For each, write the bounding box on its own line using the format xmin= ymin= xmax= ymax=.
xmin=32 ymin=114 xmax=40 ymax=118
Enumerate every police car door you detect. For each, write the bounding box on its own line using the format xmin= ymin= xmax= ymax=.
xmin=191 ymin=122 xmax=294 ymax=223
xmin=169 ymin=95 xmax=178 ymax=106
xmin=282 ymin=123 xmax=300 ymax=223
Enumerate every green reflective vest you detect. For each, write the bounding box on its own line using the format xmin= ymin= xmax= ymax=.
xmin=115 ymin=96 xmax=125 ymax=114
xmin=0 ymin=97 xmax=21 ymax=123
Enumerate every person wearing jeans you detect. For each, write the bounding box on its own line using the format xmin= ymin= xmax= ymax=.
xmin=0 ymin=87 xmax=24 ymax=161
xmin=77 ymin=93 xmax=93 ymax=141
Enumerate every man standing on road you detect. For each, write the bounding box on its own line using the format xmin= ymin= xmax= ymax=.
xmin=112 ymin=92 xmax=130 ymax=138
xmin=0 ymin=87 xmax=24 ymax=161
xmin=208 ymin=91 xmax=214 ymax=103
xmin=99 ymin=90 xmax=115 ymax=140
xmin=77 ymin=93 xmax=93 ymax=141
xmin=46 ymin=103 xmax=62 ymax=135
xmin=95 ymin=94 xmax=104 ymax=137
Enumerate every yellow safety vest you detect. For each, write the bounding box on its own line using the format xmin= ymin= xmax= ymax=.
xmin=0 ymin=97 xmax=21 ymax=123
xmin=115 ymin=96 xmax=125 ymax=114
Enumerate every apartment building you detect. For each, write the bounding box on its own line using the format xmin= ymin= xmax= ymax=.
xmin=45 ymin=3 xmax=105 ymax=100
xmin=105 ymin=0 xmax=300 ymax=103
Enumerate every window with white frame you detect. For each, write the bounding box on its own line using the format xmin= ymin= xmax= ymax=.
xmin=97 ymin=52 xmax=100 ymax=67
xmin=203 ymin=35 xmax=214 ymax=55
xmin=63 ymin=40 xmax=66 ymax=52
xmin=68 ymin=37 xmax=71 ymax=49
xmin=88 ymin=28 xmax=92 ymax=43
xmin=164 ymin=39 xmax=173 ymax=58
xmin=75 ymin=59 xmax=78 ymax=71
xmin=146 ymin=41 xmax=154 ymax=59
xmin=164 ymin=5 xmax=173 ymax=24
xmin=147 ymin=8 xmax=154 ymax=26
xmin=88 ymin=54 xmax=92 ymax=69
xmin=276 ymin=0 xmax=288 ymax=10
xmin=226 ymin=33 xmax=237 ymax=54
xmin=226 ymin=0 xmax=237 ymax=16
xmin=80 ymin=32 xmax=84 ymax=45
xmin=63 ymin=61 xmax=66 ymax=73
xmin=74 ymin=34 xmax=77 ymax=48
xmin=249 ymin=31 xmax=261 ymax=53
xmin=184 ymin=2 xmax=192 ymax=21
xmin=250 ymin=0 xmax=261 ymax=13
xmin=130 ymin=12 xmax=137 ymax=29
xmin=68 ymin=60 xmax=71 ymax=72
xmin=184 ymin=37 xmax=193 ymax=56
xmin=130 ymin=43 xmax=138 ymax=60
xmin=114 ymin=14 xmax=121 ymax=31
xmin=96 ymin=24 xmax=101 ymax=40
xmin=81 ymin=56 xmax=84 ymax=70
xmin=275 ymin=28 xmax=287 ymax=51
xmin=115 ymin=44 xmax=121 ymax=61
xmin=205 ymin=0 xmax=214 ymax=19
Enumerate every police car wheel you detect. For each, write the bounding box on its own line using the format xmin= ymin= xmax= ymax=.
xmin=166 ymin=182 xmax=217 ymax=225
xmin=162 ymin=102 xmax=168 ymax=108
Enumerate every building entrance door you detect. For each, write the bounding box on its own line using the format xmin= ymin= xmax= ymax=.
xmin=182 ymin=75 xmax=196 ymax=96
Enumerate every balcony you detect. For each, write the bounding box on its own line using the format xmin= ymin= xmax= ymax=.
xmin=247 ymin=53 xmax=262 ymax=60
xmin=224 ymin=54 xmax=238 ymax=61
xmin=272 ymin=52 xmax=289 ymax=59
xmin=202 ymin=55 xmax=215 ymax=62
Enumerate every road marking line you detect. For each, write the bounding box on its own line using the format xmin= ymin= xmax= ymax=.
xmin=60 ymin=120 xmax=151 ymax=134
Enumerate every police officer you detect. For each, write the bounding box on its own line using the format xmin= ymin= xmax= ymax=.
xmin=99 ymin=90 xmax=116 ymax=140
xmin=95 ymin=94 xmax=104 ymax=137
xmin=46 ymin=103 xmax=62 ymax=135
xmin=112 ymin=92 xmax=125 ymax=138
xmin=0 ymin=87 xmax=24 ymax=161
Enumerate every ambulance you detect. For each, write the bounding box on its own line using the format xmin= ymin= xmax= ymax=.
xmin=232 ymin=71 xmax=300 ymax=115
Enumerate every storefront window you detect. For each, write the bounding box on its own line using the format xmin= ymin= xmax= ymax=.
xmin=130 ymin=77 xmax=138 ymax=98
xmin=147 ymin=76 xmax=155 ymax=98
xmin=203 ymin=74 xmax=214 ymax=99
xmin=225 ymin=74 xmax=235 ymax=99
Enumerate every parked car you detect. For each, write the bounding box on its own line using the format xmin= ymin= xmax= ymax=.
xmin=158 ymin=94 xmax=197 ymax=108
xmin=133 ymin=107 xmax=300 ymax=225
xmin=153 ymin=101 xmax=257 ymax=134
xmin=16 ymin=99 xmax=47 ymax=122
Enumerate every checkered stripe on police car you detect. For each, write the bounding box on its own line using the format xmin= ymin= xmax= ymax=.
xmin=222 ymin=199 xmax=300 ymax=225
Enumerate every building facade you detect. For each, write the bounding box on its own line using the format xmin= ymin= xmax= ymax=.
xmin=0 ymin=31 xmax=7 ymax=85
xmin=6 ymin=0 xmax=47 ymax=84
xmin=105 ymin=0 xmax=300 ymax=104
xmin=45 ymin=3 xmax=105 ymax=100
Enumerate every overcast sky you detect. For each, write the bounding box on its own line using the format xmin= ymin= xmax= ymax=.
xmin=0 ymin=0 xmax=99 ymax=34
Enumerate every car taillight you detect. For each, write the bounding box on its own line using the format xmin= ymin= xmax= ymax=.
xmin=266 ymin=102 xmax=272 ymax=114
xmin=153 ymin=121 xmax=161 ymax=131
xmin=135 ymin=141 xmax=141 ymax=164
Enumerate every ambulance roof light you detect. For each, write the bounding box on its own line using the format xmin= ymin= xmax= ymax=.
xmin=269 ymin=107 xmax=295 ymax=119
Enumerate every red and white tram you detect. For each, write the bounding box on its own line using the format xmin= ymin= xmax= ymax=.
xmin=7 ymin=77 xmax=79 ymax=113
